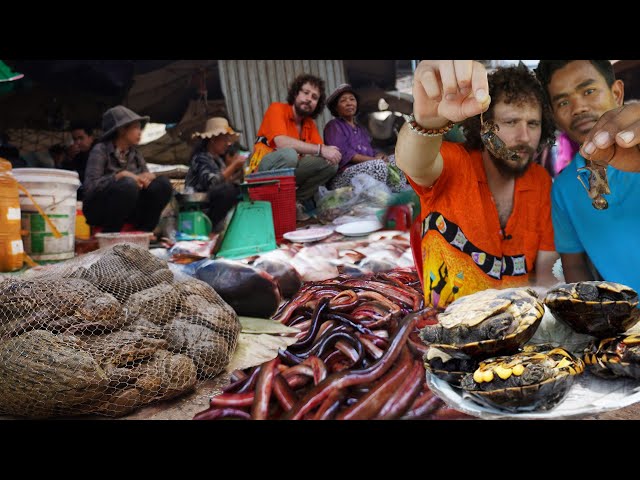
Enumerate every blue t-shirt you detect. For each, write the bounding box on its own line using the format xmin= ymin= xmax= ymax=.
xmin=551 ymin=152 xmax=640 ymax=292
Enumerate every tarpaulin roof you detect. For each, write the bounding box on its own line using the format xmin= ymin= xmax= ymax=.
xmin=0 ymin=60 xmax=396 ymax=132
xmin=0 ymin=60 xmax=222 ymax=131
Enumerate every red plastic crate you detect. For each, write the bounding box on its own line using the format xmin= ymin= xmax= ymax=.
xmin=247 ymin=175 xmax=296 ymax=243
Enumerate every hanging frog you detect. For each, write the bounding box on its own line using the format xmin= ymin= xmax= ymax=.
xmin=577 ymin=161 xmax=610 ymax=210
xmin=480 ymin=115 xmax=520 ymax=162
xmin=576 ymin=144 xmax=615 ymax=211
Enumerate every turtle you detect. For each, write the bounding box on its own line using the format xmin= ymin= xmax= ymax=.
xmin=420 ymin=287 xmax=544 ymax=360
xmin=544 ymin=281 xmax=639 ymax=338
xmin=424 ymin=346 xmax=479 ymax=386
xmin=583 ymin=334 xmax=640 ymax=379
xmin=460 ymin=346 xmax=584 ymax=413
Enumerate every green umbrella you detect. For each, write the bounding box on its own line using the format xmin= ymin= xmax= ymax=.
xmin=0 ymin=60 xmax=24 ymax=95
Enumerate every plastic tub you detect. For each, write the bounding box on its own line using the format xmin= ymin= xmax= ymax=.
xmin=13 ymin=168 xmax=80 ymax=262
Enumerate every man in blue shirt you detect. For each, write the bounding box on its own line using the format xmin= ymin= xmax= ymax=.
xmin=535 ymin=60 xmax=640 ymax=292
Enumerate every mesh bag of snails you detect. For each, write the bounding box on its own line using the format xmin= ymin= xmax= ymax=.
xmin=0 ymin=243 xmax=241 ymax=418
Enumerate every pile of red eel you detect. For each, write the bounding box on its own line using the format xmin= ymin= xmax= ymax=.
xmin=194 ymin=268 xmax=469 ymax=420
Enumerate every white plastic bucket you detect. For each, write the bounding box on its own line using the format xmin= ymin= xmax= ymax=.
xmin=13 ymin=168 xmax=80 ymax=262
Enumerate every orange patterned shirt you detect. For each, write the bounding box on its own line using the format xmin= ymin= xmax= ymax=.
xmin=408 ymin=142 xmax=554 ymax=308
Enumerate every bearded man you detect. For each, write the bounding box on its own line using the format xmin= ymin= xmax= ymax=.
xmin=250 ymin=73 xmax=341 ymax=220
xmin=396 ymin=61 xmax=559 ymax=308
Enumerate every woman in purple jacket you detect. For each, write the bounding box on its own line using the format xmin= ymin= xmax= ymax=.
xmin=323 ymin=84 xmax=407 ymax=192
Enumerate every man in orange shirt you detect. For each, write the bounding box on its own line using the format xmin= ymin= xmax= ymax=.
xmin=396 ymin=61 xmax=559 ymax=308
xmin=249 ymin=74 xmax=342 ymax=220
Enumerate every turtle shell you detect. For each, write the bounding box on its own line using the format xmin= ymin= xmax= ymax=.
xmin=584 ymin=334 xmax=640 ymax=379
xmin=544 ymin=281 xmax=639 ymax=338
xmin=460 ymin=347 xmax=584 ymax=412
xmin=424 ymin=346 xmax=479 ymax=386
xmin=419 ymin=287 xmax=544 ymax=359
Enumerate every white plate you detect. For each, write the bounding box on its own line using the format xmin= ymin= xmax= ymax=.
xmin=283 ymin=227 xmax=334 ymax=243
xmin=335 ymin=220 xmax=383 ymax=237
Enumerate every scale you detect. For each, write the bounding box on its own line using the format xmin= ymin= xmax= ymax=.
xmin=174 ymin=192 xmax=212 ymax=241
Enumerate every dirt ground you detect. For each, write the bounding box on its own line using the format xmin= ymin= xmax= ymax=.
xmin=121 ymin=384 xmax=640 ymax=420
xmin=4 ymin=373 xmax=639 ymax=420
xmin=118 ymin=376 xmax=228 ymax=420
xmin=0 ymin=376 xmax=228 ymax=421
xmin=115 ymin=389 xmax=640 ymax=420
xmin=2 ymin=383 xmax=640 ymax=420
xmin=116 ymin=385 xmax=640 ymax=420
xmin=121 ymin=390 xmax=640 ymax=420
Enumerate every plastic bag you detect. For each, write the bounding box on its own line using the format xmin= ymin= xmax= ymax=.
xmin=167 ymin=258 xmax=210 ymax=277
xmin=351 ymin=173 xmax=392 ymax=207
xmin=316 ymin=186 xmax=357 ymax=223
xmin=168 ymin=240 xmax=216 ymax=263
xmin=317 ymin=173 xmax=391 ymax=224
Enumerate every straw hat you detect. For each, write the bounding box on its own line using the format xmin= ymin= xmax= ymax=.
xmin=326 ymin=83 xmax=359 ymax=117
xmin=192 ymin=117 xmax=240 ymax=140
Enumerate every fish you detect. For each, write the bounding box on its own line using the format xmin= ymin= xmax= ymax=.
xmin=195 ymin=259 xmax=282 ymax=318
xmin=252 ymin=257 xmax=302 ymax=299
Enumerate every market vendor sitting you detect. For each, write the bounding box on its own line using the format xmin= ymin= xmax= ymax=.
xmin=185 ymin=117 xmax=245 ymax=231
xmin=324 ymin=83 xmax=409 ymax=192
xmin=83 ymin=105 xmax=173 ymax=233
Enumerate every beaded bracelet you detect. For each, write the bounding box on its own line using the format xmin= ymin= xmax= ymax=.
xmin=405 ymin=113 xmax=456 ymax=137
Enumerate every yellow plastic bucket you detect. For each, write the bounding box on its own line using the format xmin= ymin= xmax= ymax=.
xmin=0 ymin=159 xmax=24 ymax=271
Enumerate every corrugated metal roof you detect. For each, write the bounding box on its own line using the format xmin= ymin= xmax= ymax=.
xmin=218 ymin=60 xmax=346 ymax=147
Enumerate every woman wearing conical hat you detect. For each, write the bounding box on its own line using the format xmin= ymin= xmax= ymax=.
xmin=185 ymin=117 xmax=246 ymax=231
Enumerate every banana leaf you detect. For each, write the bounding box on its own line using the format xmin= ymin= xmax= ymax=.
xmin=225 ymin=317 xmax=300 ymax=372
